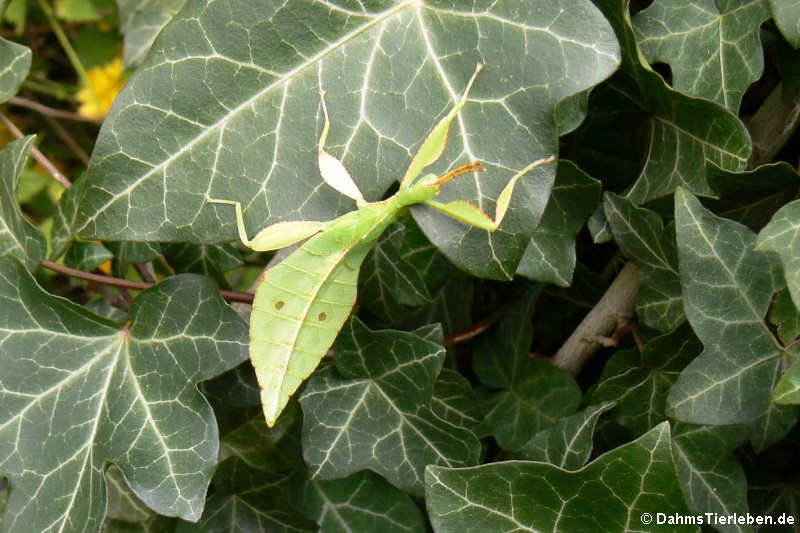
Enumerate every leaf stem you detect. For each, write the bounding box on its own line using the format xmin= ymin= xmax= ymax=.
xmin=0 ymin=113 xmax=72 ymax=188
xmin=40 ymin=259 xmax=255 ymax=303
xmin=21 ymin=79 xmax=74 ymax=101
xmin=34 ymin=0 xmax=100 ymax=111
xmin=550 ymin=261 xmax=640 ymax=375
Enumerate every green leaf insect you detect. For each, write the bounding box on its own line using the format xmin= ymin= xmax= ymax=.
xmin=210 ymin=64 xmax=555 ymax=427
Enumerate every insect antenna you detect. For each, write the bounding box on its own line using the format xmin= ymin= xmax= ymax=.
xmin=432 ymin=161 xmax=486 ymax=186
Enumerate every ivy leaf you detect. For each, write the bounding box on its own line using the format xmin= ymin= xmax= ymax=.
xmin=64 ymin=241 xmax=114 ymax=272
xmin=194 ymin=458 xmax=316 ymax=532
xmin=426 ymin=423 xmax=698 ymax=533
xmin=103 ymin=464 xmax=177 ymax=532
xmin=0 ymin=137 xmax=46 ymax=270
xmin=592 ymin=323 xmax=701 ymax=437
xmin=593 ymin=0 xmax=751 ymax=206
xmin=218 ymin=403 xmax=303 ymax=474
xmin=632 ymin=0 xmax=770 ymax=112
xmin=668 ymin=188 xmax=785 ymax=425
xmin=516 ymin=160 xmax=601 ymax=287
xmin=773 ymin=360 xmax=800 ymax=404
xmin=51 ymin=172 xmax=87 ymax=258
xmin=116 ymin=0 xmax=188 ymax=68
xmin=162 ymin=242 xmax=242 ymax=288
xmin=769 ymin=0 xmax=800 ymax=48
xmin=0 ymin=258 xmax=249 ymax=531
xmin=704 ymin=161 xmax=800 ymax=231
xmin=604 ymin=192 xmax=683 ymax=332
xmin=671 ymin=423 xmax=750 ymax=533
xmin=516 ymin=401 xmax=616 ymax=469
xmin=473 ymin=287 xmax=582 ymax=451
xmin=75 ymin=0 xmax=620 ymax=279
xmin=106 ymin=241 xmax=162 ymax=278
xmin=430 ymin=368 xmax=481 ymax=433
xmin=746 ymin=400 xmax=799 ymax=453
xmin=0 ymin=37 xmax=30 ymax=103
xmin=299 ymin=318 xmax=480 ymax=495
xmin=756 ymin=199 xmax=800 ymax=310
xmin=296 ymin=470 xmax=427 ymax=533
xmin=358 ymin=215 xmax=438 ymax=323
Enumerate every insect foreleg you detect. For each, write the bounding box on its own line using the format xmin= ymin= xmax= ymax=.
xmin=424 ymin=155 xmax=556 ymax=231
xmin=207 ymin=198 xmax=328 ymax=251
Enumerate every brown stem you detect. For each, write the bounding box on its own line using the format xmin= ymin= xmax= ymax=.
xmin=9 ymin=96 xmax=103 ymax=123
xmin=444 ymin=308 xmax=504 ymax=346
xmin=42 ymin=114 xmax=90 ymax=165
xmin=550 ymin=262 xmax=640 ymax=375
xmin=0 ymin=113 xmax=72 ymax=188
xmin=745 ymin=82 xmax=800 ymax=169
xmin=40 ymin=259 xmax=255 ymax=303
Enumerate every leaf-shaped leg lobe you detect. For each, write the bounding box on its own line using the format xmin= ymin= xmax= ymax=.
xmin=250 ymin=240 xmax=371 ymax=427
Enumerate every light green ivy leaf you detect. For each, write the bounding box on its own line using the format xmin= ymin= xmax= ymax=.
xmin=0 ymin=258 xmax=248 ymax=531
xmin=632 ymin=0 xmax=770 ymax=112
xmin=516 ymin=160 xmax=601 ymax=287
xmin=75 ymin=0 xmax=621 ymax=279
xmin=668 ymin=188 xmax=785 ymax=425
xmin=0 ymin=137 xmax=46 ymax=270
xmin=426 ymin=423 xmax=698 ymax=533
xmin=299 ymin=318 xmax=480 ymax=495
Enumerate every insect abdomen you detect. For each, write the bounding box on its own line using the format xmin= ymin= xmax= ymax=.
xmin=249 ymin=238 xmax=369 ymax=426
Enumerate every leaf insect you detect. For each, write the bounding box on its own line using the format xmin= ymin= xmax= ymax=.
xmin=209 ymin=64 xmax=555 ymax=427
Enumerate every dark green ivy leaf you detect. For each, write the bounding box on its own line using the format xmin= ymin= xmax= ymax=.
xmin=632 ymin=0 xmax=770 ymax=112
xmin=300 ymin=318 xmax=480 ymax=495
xmin=0 ymin=37 xmax=30 ymax=103
xmin=516 ymin=160 xmax=601 ymax=287
xmin=0 ymin=137 xmax=46 ymax=270
xmin=296 ymin=470 xmax=426 ymax=533
xmin=76 ymin=0 xmax=621 ymax=280
xmin=668 ymin=188 xmax=785 ymax=425
xmin=592 ymin=323 xmax=701 ymax=437
xmin=426 ymin=423 xmax=698 ymax=533
xmin=0 ymin=258 xmax=248 ymax=531
xmin=473 ymin=287 xmax=582 ymax=451
xmin=193 ymin=458 xmax=315 ymax=533
xmin=604 ymin=192 xmax=684 ymax=332
xmin=516 ymin=401 xmax=616 ymax=469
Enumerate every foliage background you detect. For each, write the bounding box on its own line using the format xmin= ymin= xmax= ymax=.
xmin=1 ymin=0 xmax=800 ymax=532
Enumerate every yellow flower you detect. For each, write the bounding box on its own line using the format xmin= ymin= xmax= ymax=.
xmin=76 ymin=57 xmax=125 ymax=119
